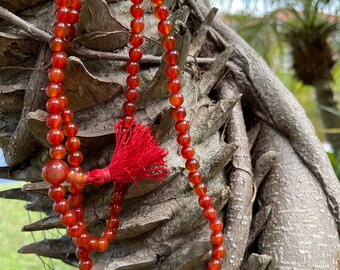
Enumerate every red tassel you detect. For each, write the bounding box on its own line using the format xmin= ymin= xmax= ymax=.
xmin=87 ymin=120 xmax=169 ymax=185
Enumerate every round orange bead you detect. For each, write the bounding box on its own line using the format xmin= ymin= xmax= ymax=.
xmin=70 ymin=0 xmax=83 ymax=10
xmin=198 ymin=195 xmax=212 ymax=208
xmin=131 ymin=18 xmax=144 ymax=33
xmin=130 ymin=4 xmax=144 ymax=18
xmin=177 ymin=133 xmax=191 ymax=147
xmin=185 ymin=158 xmax=200 ymax=172
xmin=53 ymin=199 xmax=70 ymax=214
xmin=171 ymin=107 xmax=186 ymax=121
xmin=193 ymin=183 xmax=207 ymax=196
xmin=53 ymin=22 xmax=70 ymax=38
xmin=129 ymin=33 xmax=143 ymax=47
xmin=208 ymin=258 xmax=222 ymax=270
xmin=79 ymin=258 xmax=92 ymax=270
xmin=169 ymin=93 xmax=184 ymax=107
xmin=63 ymin=121 xmax=78 ymax=137
xmin=127 ymin=75 xmax=140 ymax=88
xmin=46 ymin=114 xmax=63 ymax=129
xmin=125 ymin=88 xmax=139 ymax=102
xmin=49 ymin=37 xmax=68 ymax=52
xmin=158 ymin=19 xmax=173 ymax=35
xmin=203 ymin=207 xmax=217 ymax=221
xmin=49 ymin=144 xmax=67 ymax=159
xmin=51 ymin=51 xmax=68 ymax=68
xmin=46 ymin=83 xmax=63 ymax=98
xmin=167 ymin=79 xmax=181 ymax=93
xmin=101 ymin=228 xmax=116 ymax=242
xmin=129 ymin=48 xmax=143 ymax=61
xmin=48 ymin=67 xmax=65 ymax=83
xmin=212 ymin=245 xmax=226 ymax=259
xmin=151 ymin=0 xmax=164 ymax=7
xmin=67 ymin=9 xmax=80 ymax=24
xmin=65 ymin=136 xmax=81 ymax=151
xmin=74 ymin=232 xmax=90 ymax=247
xmin=107 ymin=217 xmax=120 ymax=229
xmin=48 ymin=185 xmax=66 ymax=201
xmin=75 ymin=246 xmax=90 ymax=260
xmin=42 ymin=159 xmax=69 ymax=185
xmin=211 ymin=232 xmax=224 ymax=245
xmin=166 ymin=65 xmax=180 ymax=79
xmin=210 ymin=218 xmax=223 ymax=232
xmin=60 ymin=210 xmax=77 ymax=226
xmin=164 ymin=50 xmax=179 ymax=65
xmin=125 ymin=61 xmax=140 ymax=75
xmin=59 ymin=95 xmax=69 ymax=108
xmin=180 ymin=145 xmax=195 ymax=159
xmin=154 ymin=5 xmax=169 ymax=20
xmin=46 ymin=98 xmax=62 ymax=114
xmin=61 ymin=107 xmax=74 ymax=122
xmin=47 ymin=128 xmax=64 ymax=145
xmin=97 ymin=237 xmax=108 ymax=252
xmin=188 ymin=171 xmax=202 ymax=185
xmin=162 ymin=35 xmax=176 ymax=50
xmin=123 ymin=102 xmax=136 ymax=116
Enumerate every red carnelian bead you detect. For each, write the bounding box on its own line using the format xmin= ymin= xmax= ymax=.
xmin=208 ymin=258 xmax=222 ymax=270
xmin=107 ymin=217 xmax=120 ymax=229
xmin=123 ymin=116 xmax=133 ymax=129
xmin=48 ymin=67 xmax=65 ymax=83
xmin=54 ymin=0 xmax=71 ymax=7
xmin=166 ymin=65 xmax=180 ymax=79
xmin=158 ymin=19 xmax=173 ymax=35
xmin=198 ymin=194 xmax=211 ymax=208
xmin=59 ymin=95 xmax=69 ymax=108
xmin=177 ymin=133 xmax=191 ymax=147
xmin=46 ymin=114 xmax=63 ymax=129
xmin=63 ymin=122 xmax=78 ymax=137
xmin=210 ymin=218 xmax=223 ymax=232
xmin=49 ymin=144 xmax=67 ymax=159
xmin=69 ymin=183 xmax=84 ymax=194
xmin=48 ymin=185 xmax=66 ymax=201
xmin=125 ymin=88 xmax=139 ymax=102
xmin=167 ymin=79 xmax=181 ymax=93
xmin=68 ymin=9 xmax=80 ymax=24
xmin=125 ymin=61 xmax=140 ymax=75
xmin=53 ymin=22 xmax=70 ymax=38
xmin=97 ymin=237 xmax=108 ymax=252
xmin=193 ymin=183 xmax=207 ymax=196
xmin=55 ymin=7 xmax=70 ymax=23
xmin=53 ymin=199 xmax=70 ymax=214
xmin=68 ymin=151 xmax=83 ymax=166
xmin=131 ymin=19 xmax=144 ymax=33
xmin=211 ymin=232 xmax=224 ymax=245
xmin=171 ymin=107 xmax=186 ymax=121
xmin=102 ymin=228 xmax=116 ymax=242
xmin=60 ymin=210 xmax=76 ymax=226
xmin=131 ymin=0 xmax=143 ymax=4
xmin=49 ymin=37 xmax=68 ymax=52
xmin=164 ymin=50 xmax=179 ymax=66
xmin=129 ymin=48 xmax=143 ymax=61
xmin=67 ymin=221 xmax=84 ymax=238
xmin=79 ymin=258 xmax=92 ymax=270
xmin=67 ymin=170 xmax=87 ymax=185
xmin=47 ymin=129 xmax=64 ymax=145
xmin=175 ymin=120 xmax=189 ymax=133
xmin=75 ymin=246 xmax=90 ymax=260
xmin=66 ymin=24 xmax=75 ymax=37
xmin=188 ymin=171 xmax=202 ymax=185
xmin=51 ymin=52 xmax=68 ymax=68
xmin=65 ymin=136 xmax=81 ymax=151
xmin=68 ymin=193 xmax=83 ymax=207
xmin=162 ymin=35 xmax=176 ymax=50
xmin=70 ymin=0 xmax=83 ymax=10
xmin=123 ymin=102 xmax=136 ymax=116
xmin=154 ymin=5 xmax=169 ymax=20
xmin=170 ymin=93 xmax=184 ymax=107
xmin=186 ymin=158 xmax=200 ymax=172
xmin=46 ymin=98 xmax=62 ymax=114
xmin=212 ymin=245 xmax=226 ymax=259
xmin=203 ymin=207 xmax=217 ymax=221
xmin=74 ymin=207 xmax=85 ymax=220
xmin=130 ymin=4 xmax=144 ymax=18
xmin=88 ymin=237 xmax=99 ymax=251
xmin=129 ymin=33 xmax=143 ymax=47
xmin=111 ymin=204 xmax=123 ymax=217
xmin=180 ymin=146 xmax=195 ymax=159
xmin=61 ymin=107 xmax=74 ymax=122
xmin=74 ymin=232 xmax=90 ymax=247
xmin=127 ymin=75 xmax=140 ymax=88
xmin=46 ymin=83 xmax=63 ymax=98
xmin=151 ymin=0 xmax=163 ymax=6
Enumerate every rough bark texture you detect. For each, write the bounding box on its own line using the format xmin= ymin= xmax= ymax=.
xmin=0 ymin=0 xmax=339 ymax=269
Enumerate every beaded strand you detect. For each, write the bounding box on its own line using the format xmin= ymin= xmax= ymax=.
xmin=42 ymin=0 xmax=226 ymax=270
xmin=150 ymin=1 xmax=226 ymax=269
xmin=44 ymin=1 xmax=125 ymax=270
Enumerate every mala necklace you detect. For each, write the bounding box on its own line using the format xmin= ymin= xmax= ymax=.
xmin=42 ymin=0 xmax=226 ymax=269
